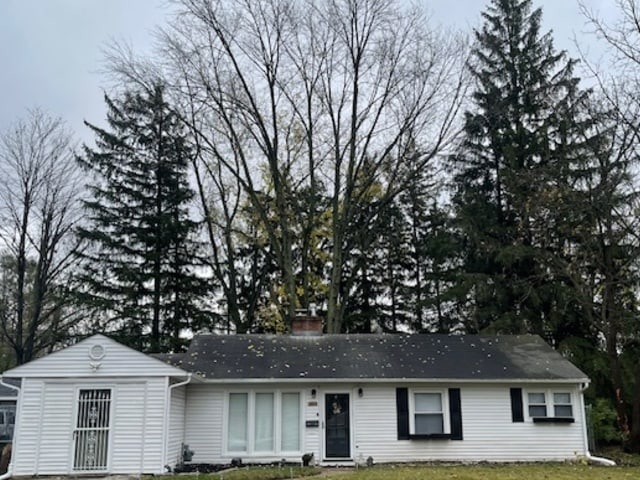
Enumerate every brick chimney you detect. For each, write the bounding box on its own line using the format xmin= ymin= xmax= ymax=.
xmin=291 ymin=304 xmax=323 ymax=336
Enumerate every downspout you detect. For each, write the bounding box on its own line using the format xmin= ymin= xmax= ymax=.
xmin=138 ymin=381 xmax=149 ymax=477
xmin=579 ymin=382 xmax=616 ymax=466
xmin=162 ymin=374 xmax=192 ymax=471
xmin=0 ymin=377 xmax=21 ymax=480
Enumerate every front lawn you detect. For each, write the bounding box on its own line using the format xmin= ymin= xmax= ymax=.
xmin=340 ymin=464 xmax=638 ymax=480
xmin=176 ymin=464 xmax=639 ymax=480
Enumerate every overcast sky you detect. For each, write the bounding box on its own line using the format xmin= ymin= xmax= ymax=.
xmin=0 ymin=0 xmax=619 ymax=144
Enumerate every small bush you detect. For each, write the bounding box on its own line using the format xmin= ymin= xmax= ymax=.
xmin=590 ymin=398 xmax=620 ymax=445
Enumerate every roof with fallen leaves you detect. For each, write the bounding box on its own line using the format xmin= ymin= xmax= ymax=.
xmin=154 ymin=334 xmax=588 ymax=382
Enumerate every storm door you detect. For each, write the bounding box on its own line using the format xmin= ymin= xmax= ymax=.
xmin=73 ymin=389 xmax=111 ymax=471
xmin=325 ymin=393 xmax=350 ymax=458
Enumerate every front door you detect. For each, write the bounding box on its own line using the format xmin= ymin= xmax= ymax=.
xmin=325 ymin=393 xmax=350 ymax=458
xmin=72 ymin=389 xmax=111 ymax=472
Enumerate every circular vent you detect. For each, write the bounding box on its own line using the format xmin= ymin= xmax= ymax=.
xmin=89 ymin=344 xmax=106 ymax=361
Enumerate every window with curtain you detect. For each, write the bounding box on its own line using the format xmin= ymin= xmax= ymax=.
xmin=226 ymin=391 xmax=301 ymax=454
xmin=281 ymin=392 xmax=300 ymax=451
xmin=254 ymin=393 xmax=274 ymax=451
xmin=228 ymin=393 xmax=248 ymax=451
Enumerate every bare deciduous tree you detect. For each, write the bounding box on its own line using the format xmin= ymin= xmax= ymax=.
xmin=108 ymin=0 xmax=469 ymax=332
xmin=580 ymin=0 xmax=640 ymax=138
xmin=0 ymin=110 xmax=82 ymax=365
xmin=581 ymin=0 xmax=640 ymax=451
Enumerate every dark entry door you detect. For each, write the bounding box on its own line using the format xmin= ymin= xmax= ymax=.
xmin=325 ymin=393 xmax=350 ymax=458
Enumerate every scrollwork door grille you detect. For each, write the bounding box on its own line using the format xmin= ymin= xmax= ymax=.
xmin=73 ymin=388 xmax=111 ymax=471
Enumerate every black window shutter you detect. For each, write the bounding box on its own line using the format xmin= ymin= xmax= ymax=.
xmin=448 ymin=388 xmax=463 ymax=440
xmin=396 ymin=387 xmax=410 ymax=440
xmin=510 ymin=388 xmax=524 ymax=422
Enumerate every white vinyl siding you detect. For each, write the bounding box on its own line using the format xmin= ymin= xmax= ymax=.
xmin=12 ymin=380 xmax=75 ymax=475
xmin=352 ymin=383 xmax=587 ymax=463
xmin=184 ymin=384 xmax=307 ymax=464
xmin=184 ymin=384 xmax=224 ymax=462
xmin=6 ymin=335 xmax=187 ymax=476
xmin=303 ymin=390 xmax=321 ymax=460
xmin=13 ymin=377 xmax=588 ymax=472
xmin=11 ymin=379 xmax=43 ymax=474
xmin=110 ymin=379 xmax=167 ymax=474
xmin=167 ymin=385 xmax=186 ymax=468
xmin=182 ymin=382 xmax=587 ymax=465
xmin=4 ymin=334 xmax=186 ymax=379
xmin=11 ymin=377 xmax=169 ymax=476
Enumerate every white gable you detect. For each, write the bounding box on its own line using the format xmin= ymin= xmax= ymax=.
xmin=2 ymin=334 xmax=187 ymax=378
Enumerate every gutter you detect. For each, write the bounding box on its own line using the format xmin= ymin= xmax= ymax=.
xmin=0 ymin=377 xmax=20 ymax=480
xmin=578 ymin=382 xmax=616 ymax=466
xmin=162 ymin=374 xmax=192 ymax=470
xmin=189 ymin=377 xmax=591 ymax=384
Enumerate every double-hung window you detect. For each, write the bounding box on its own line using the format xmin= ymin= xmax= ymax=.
xmin=414 ymin=393 xmax=444 ymax=434
xmin=397 ymin=387 xmax=463 ymax=440
xmin=227 ymin=391 xmax=302 ymax=454
xmin=552 ymin=393 xmax=573 ymax=417
xmin=526 ymin=390 xmax=574 ymax=423
xmin=410 ymin=391 xmax=448 ymax=436
xmin=527 ymin=392 xmax=547 ymax=417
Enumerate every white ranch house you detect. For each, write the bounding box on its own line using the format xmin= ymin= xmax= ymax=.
xmin=1 ymin=319 xmax=594 ymax=475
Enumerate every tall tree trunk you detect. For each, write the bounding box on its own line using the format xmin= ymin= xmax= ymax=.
xmin=15 ymin=201 xmax=30 ymax=365
xmin=326 ymin=236 xmax=344 ymax=333
xmin=152 ymin=113 xmax=164 ymax=353
xmin=629 ymin=360 xmax=640 ymax=452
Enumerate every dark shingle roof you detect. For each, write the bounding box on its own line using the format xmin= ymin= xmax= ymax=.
xmin=160 ymin=334 xmax=587 ymax=382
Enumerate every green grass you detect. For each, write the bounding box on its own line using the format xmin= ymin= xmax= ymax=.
xmin=595 ymin=447 xmax=640 ymax=466
xmin=159 ymin=466 xmax=320 ymax=480
xmin=154 ymin=458 xmax=640 ymax=480
xmin=341 ymin=464 xmax=639 ymax=480
xmin=171 ymin=463 xmax=640 ymax=480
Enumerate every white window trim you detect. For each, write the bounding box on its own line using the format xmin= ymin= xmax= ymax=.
xmin=224 ymin=390 xmax=303 ymax=456
xmin=408 ymin=389 xmax=450 ymax=435
xmin=526 ymin=389 xmax=574 ymax=420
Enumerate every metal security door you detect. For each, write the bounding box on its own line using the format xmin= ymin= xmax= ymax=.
xmin=325 ymin=393 xmax=350 ymax=458
xmin=73 ymin=389 xmax=111 ymax=471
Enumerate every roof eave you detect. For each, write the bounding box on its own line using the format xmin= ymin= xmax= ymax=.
xmin=190 ymin=376 xmax=590 ymax=384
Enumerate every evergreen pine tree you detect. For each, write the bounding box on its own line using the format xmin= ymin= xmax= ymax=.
xmin=452 ymin=0 xmax=592 ymax=341
xmin=76 ymin=84 xmax=213 ymax=352
xmin=407 ymin=199 xmax=464 ymax=334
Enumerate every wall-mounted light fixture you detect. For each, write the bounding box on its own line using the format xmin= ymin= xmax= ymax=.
xmin=358 ymin=387 xmax=363 ymax=398
xmin=311 ymin=388 xmax=316 ymax=399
